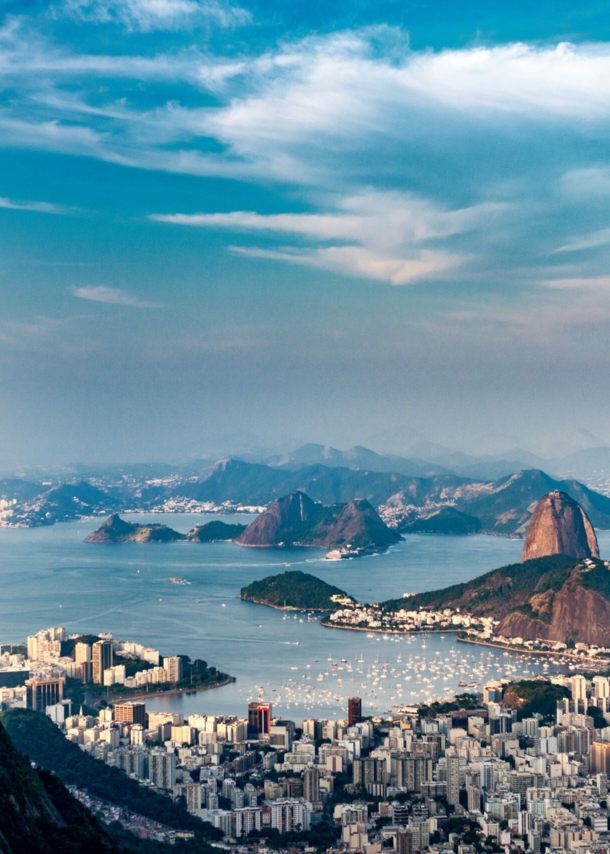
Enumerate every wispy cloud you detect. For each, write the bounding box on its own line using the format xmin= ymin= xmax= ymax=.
xmin=59 ymin=0 xmax=251 ymax=31
xmin=0 ymin=196 xmax=66 ymax=214
xmin=72 ymin=286 xmax=158 ymax=307
xmin=151 ymin=192 xmax=500 ymax=284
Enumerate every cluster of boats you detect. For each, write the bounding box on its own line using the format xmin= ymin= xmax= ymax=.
xmin=243 ymin=638 xmax=564 ymax=717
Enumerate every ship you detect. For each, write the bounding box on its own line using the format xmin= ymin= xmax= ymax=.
xmin=325 ymin=547 xmax=364 ymax=560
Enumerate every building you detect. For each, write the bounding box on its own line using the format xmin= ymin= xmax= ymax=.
xmin=114 ymin=702 xmax=146 ymax=726
xmin=303 ymin=767 xmax=320 ymax=803
xmin=149 ymin=749 xmax=176 ymax=789
xmin=163 ymin=656 xmax=183 ymax=684
xmin=594 ymin=676 xmax=610 ymax=701
xmin=234 ymin=807 xmax=263 ymax=836
xmin=270 ymin=799 xmax=311 ymax=833
xmin=353 ymin=758 xmax=388 ymax=797
xmin=25 ymin=677 xmax=64 ymax=711
xmin=175 ymin=782 xmax=201 ymax=812
xmin=74 ymin=642 xmax=91 ymax=665
xmin=396 ymin=757 xmax=432 ymax=793
xmin=396 ymin=829 xmax=414 ymax=854
xmin=248 ymin=701 xmax=272 ymax=738
xmin=591 ymin=742 xmax=610 ymax=775
xmin=348 ymin=696 xmax=362 ymax=726
xmin=572 ymin=675 xmax=587 ymax=712
xmin=92 ymin=641 xmax=113 ymax=685
xmin=269 ymin=720 xmax=295 ymax=749
xmin=446 ymin=752 xmax=460 ymax=806
xmin=480 ymin=761 xmax=495 ymax=793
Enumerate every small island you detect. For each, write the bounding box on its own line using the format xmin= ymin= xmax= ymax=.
xmin=240 ymin=569 xmax=357 ymax=611
xmin=85 ymin=514 xmax=247 ymax=543
xmin=84 ymin=514 xmax=185 ymax=543
xmin=186 ymin=520 xmax=247 ymax=541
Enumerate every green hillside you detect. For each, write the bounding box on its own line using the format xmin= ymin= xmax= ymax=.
xmin=240 ymin=570 xmax=356 ymax=610
xmin=381 ymin=554 xmax=576 ymax=617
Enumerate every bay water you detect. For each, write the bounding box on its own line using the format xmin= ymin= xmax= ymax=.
xmin=1 ymin=514 xmax=601 ymax=720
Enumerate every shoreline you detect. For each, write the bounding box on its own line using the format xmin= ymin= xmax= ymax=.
xmin=456 ymin=636 xmax=609 ymax=667
xmin=320 ymin=621 xmax=458 ymax=636
xmin=239 ymin=596 xmax=332 ymax=612
xmin=91 ymin=675 xmax=236 ymax=707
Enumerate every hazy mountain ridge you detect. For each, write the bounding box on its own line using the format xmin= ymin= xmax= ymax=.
xmin=3 ymin=444 xmax=610 ymax=535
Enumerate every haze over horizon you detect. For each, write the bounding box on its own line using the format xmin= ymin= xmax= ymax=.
xmin=3 ymin=0 xmax=610 ymax=467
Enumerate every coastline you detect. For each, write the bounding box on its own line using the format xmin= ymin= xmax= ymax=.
xmin=239 ymin=596 xmax=332 ymax=612
xmin=320 ymin=621 xmax=458 ymax=636
xmin=91 ymin=674 xmax=236 ymax=707
xmin=456 ymin=636 xmax=608 ymax=667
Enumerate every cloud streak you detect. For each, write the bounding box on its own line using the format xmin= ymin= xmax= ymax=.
xmin=72 ymin=286 xmax=158 ymax=307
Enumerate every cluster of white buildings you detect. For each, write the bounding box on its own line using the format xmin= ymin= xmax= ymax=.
xmin=327 ymin=604 xmax=496 ymax=637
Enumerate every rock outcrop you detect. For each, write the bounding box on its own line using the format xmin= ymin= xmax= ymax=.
xmin=522 ymin=490 xmax=599 ymax=561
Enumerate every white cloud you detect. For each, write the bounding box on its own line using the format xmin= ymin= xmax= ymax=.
xmin=0 ymin=196 xmax=65 ymax=214
xmin=60 ymin=0 xmax=251 ymax=31
xmin=553 ymin=228 xmax=610 ymax=253
xmin=72 ymin=286 xmax=158 ymax=306
xmin=150 ymin=191 xmax=503 ymax=284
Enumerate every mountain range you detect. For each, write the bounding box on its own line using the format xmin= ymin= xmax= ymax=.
xmin=3 ymin=443 xmax=610 ymax=537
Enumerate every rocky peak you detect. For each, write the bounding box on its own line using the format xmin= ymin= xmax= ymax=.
xmin=522 ymin=490 xmax=599 ymax=561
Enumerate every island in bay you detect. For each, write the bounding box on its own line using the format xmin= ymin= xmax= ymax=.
xmin=84 ymin=513 xmax=246 ymax=543
xmin=240 ymin=569 xmax=357 ymax=611
xmin=236 ymin=491 xmax=401 ymax=554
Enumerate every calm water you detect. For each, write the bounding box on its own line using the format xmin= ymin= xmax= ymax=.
xmin=2 ymin=515 xmax=603 ymax=720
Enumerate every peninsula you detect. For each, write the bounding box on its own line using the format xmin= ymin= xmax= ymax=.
xmin=240 ymin=570 xmax=357 ymax=610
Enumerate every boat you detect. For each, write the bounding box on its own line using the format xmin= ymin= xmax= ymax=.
xmin=168 ymin=577 xmax=190 ymax=584
xmin=325 ymin=547 xmax=364 ymax=560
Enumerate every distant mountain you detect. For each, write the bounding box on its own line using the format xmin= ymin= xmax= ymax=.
xmin=522 ymin=491 xmax=599 ymax=561
xmin=263 ymin=443 xmax=453 ymax=477
xmin=240 ymin=569 xmax=355 ymax=610
xmin=84 ymin=514 xmax=185 ymax=543
xmin=399 ymin=506 xmax=482 ymax=536
xmin=451 ymin=469 xmax=610 ymax=535
xmin=0 ymin=720 xmax=118 ymax=854
xmin=179 ymin=458 xmax=464 ymax=508
xmin=237 ymin=491 xmax=402 ymax=553
xmin=382 ymin=554 xmax=610 ymax=647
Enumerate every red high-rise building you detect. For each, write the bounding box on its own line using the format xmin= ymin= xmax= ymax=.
xmin=348 ymin=696 xmax=362 ymax=726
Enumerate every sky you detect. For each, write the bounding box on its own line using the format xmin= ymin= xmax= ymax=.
xmin=2 ymin=0 xmax=610 ymax=466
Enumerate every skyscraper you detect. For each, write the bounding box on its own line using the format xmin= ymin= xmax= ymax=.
xmin=348 ymin=697 xmax=362 ymax=726
xmin=303 ymin=767 xmax=320 ymax=803
xmin=25 ymin=677 xmax=65 ymax=711
xmin=446 ymin=752 xmax=460 ymax=806
xmin=92 ymin=641 xmax=113 ymax=685
xmin=572 ymin=675 xmax=587 ymax=713
xmin=480 ymin=761 xmax=495 ymax=793
xmin=248 ymin=701 xmax=272 ymax=738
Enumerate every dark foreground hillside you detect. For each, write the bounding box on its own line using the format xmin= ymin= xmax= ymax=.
xmin=0 ymin=719 xmax=119 ymax=854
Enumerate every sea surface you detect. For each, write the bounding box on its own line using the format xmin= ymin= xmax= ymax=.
xmin=2 ymin=514 xmax=605 ymax=721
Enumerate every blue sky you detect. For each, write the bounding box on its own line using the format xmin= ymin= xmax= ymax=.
xmin=2 ymin=0 xmax=610 ymax=466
